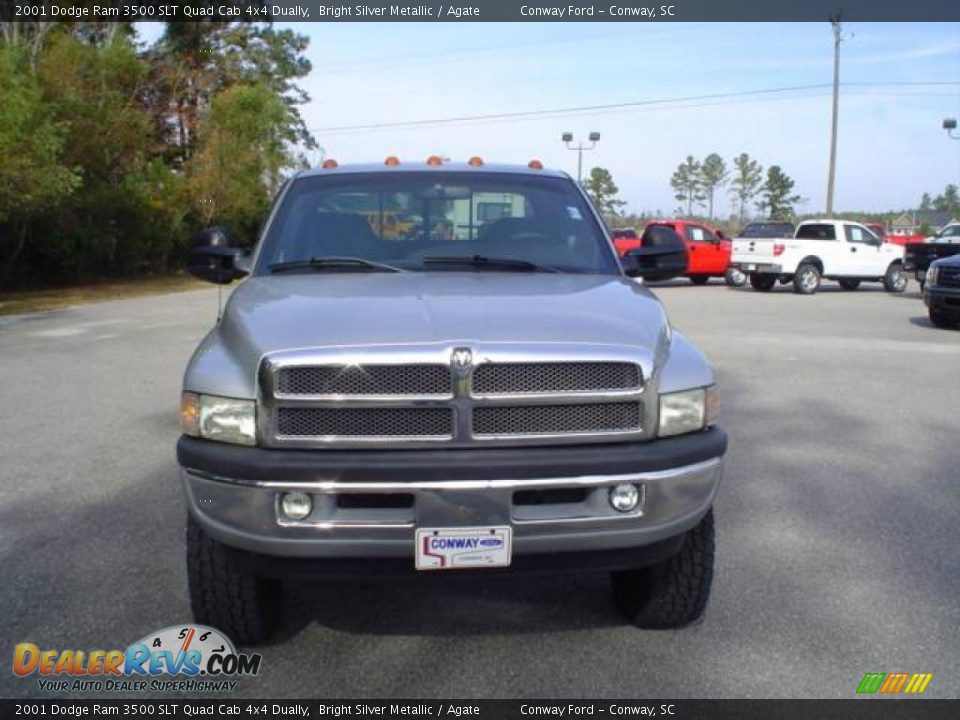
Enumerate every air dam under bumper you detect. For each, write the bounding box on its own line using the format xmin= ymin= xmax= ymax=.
xmin=177 ymin=429 xmax=726 ymax=563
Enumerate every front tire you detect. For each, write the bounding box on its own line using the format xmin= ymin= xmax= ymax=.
xmin=186 ymin=515 xmax=281 ymax=645
xmin=884 ymin=263 xmax=908 ymax=293
xmin=793 ymin=263 xmax=821 ymax=294
xmin=838 ymin=278 xmax=860 ymax=291
xmin=749 ymin=274 xmax=776 ymax=292
xmin=689 ymin=275 xmax=710 ymax=286
xmin=724 ymin=267 xmax=747 ymax=287
xmin=611 ymin=509 xmax=715 ymax=629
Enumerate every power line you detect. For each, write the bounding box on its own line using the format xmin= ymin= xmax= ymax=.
xmin=308 ymin=82 xmax=960 ymax=134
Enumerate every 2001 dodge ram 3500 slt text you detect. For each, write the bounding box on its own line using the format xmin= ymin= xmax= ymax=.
xmin=178 ymin=159 xmax=726 ymax=643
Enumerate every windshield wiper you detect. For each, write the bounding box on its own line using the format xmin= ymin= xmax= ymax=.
xmin=421 ymin=255 xmax=560 ymax=273
xmin=269 ymin=256 xmax=405 ymax=273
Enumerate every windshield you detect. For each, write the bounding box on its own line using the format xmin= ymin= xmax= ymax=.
xmin=255 ymin=172 xmax=619 ymax=275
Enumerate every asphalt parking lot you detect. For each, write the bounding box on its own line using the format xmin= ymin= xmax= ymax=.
xmin=2 ymin=278 xmax=958 ymax=699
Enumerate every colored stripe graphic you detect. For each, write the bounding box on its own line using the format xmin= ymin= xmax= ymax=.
xmin=857 ymin=672 xmax=932 ymax=694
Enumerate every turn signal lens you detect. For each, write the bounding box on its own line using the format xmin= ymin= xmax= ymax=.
xmin=384 ymin=156 xmax=400 ymax=166
xmin=705 ymin=386 xmax=720 ymax=427
xmin=468 ymin=156 xmax=484 ymax=167
xmin=322 ymin=159 xmax=338 ymax=169
xmin=773 ymin=243 xmax=786 ymax=256
xmin=180 ymin=392 xmax=200 ymax=436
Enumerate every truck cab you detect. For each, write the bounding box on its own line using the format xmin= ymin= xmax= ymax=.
xmin=179 ymin=159 xmax=726 ymax=643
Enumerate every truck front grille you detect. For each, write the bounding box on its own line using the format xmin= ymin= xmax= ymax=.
xmin=263 ymin=356 xmax=646 ymax=448
xmin=473 ymin=402 xmax=642 ymax=437
xmin=277 ymin=365 xmax=450 ymax=396
xmin=939 ymin=267 xmax=960 ymax=288
xmin=277 ymin=407 xmax=454 ymax=439
xmin=473 ymin=362 xmax=640 ymax=395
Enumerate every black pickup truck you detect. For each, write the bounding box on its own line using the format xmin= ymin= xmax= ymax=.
xmin=923 ymin=254 xmax=960 ymax=329
xmin=904 ymin=224 xmax=960 ymax=289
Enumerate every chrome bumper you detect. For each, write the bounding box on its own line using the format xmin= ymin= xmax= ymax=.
xmin=180 ymin=456 xmax=723 ymax=559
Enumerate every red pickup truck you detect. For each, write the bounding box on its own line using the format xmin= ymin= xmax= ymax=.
xmin=614 ymin=219 xmax=739 ymax=285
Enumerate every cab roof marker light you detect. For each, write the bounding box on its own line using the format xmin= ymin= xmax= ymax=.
xmin=468 ymin=156 xmax=484 ymax=167
xmin=321 ymin=159 xmax=338 ymax=169
xmin=384 ymin=156 xmax=400 ymax=166
xmin=528 ymin=159 xmax=544 ymax=170
xmin=426 ymin=155 xmax=443 ymax=166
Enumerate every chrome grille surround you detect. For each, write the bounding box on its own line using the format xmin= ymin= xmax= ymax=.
xmin=259 ymin=344 xmax=650 ymax=449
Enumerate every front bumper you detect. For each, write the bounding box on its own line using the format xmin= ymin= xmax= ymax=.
xmin=177 ymin=429 xmax=726 ymax=566
xmin=923 ymin=285 xmax=960 ymax=315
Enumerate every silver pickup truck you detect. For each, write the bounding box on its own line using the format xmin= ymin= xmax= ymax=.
xmin=178 ymin=159 xmax=726 ymax=643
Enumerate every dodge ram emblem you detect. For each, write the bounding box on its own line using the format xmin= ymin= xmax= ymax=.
xmin=451 ymin=347 xmax=473 ymax=371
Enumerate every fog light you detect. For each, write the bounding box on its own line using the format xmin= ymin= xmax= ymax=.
xmin=609 ymin=483 xmax=641 ymax=513
xmin=280 ymin=492 xmax=313 ymax=521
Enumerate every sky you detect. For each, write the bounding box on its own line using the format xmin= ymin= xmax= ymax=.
xmin=140 ymin=21 xmax=960 ymax=216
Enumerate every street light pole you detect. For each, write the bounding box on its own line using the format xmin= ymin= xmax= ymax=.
xmin=825 ymin=15 xmax=843 ymax=216
xmin=562 ymin=131 xmax=601 ymax=183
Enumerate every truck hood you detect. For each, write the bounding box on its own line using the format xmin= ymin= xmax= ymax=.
xmin=191 ymin=273 xmax=672 ymax=396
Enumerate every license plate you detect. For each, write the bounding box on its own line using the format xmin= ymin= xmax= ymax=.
xmin=745 ymin=264 xmax=756 ymax=271
xmin=415 ymin=527 xmax=512 ymax=570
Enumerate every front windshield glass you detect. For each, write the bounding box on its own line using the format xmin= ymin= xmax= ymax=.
xmin=255 ymin=172 xmax=619 ymax=275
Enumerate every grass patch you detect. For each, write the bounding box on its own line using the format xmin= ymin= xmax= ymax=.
xmin=0 ymin=273 xmax=208 ymax=316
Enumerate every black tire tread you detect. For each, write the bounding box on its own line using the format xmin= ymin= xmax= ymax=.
xmin=186 ymin=515 xmax=279 ymax=645
xmin=612 ymin=509 xmax=715 ymax=629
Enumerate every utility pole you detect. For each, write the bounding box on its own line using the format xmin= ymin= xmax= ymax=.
xmin=825 ymin=15 xmax=842 ymax=215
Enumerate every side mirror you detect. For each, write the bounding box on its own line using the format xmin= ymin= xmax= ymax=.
xmin=623 ymin=246 xmax=689 ymax=281
xmin=622 ymin=227 xmax=688 ymax=281
xmin=187 ymin=226 xmax=249 ymax=285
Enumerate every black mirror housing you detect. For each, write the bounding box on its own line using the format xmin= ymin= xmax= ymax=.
xmin=187 ymin=226 xmax=249 ymax=285
xmin=621 ymin=226 xmax=689 ymax=281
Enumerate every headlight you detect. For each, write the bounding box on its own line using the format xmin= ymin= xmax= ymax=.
xmin=181 ymin=392 xmax=256 ymax=446
xmin=926 ymin=266 xmax=939 ymax=286
xmin=659 ymin=386 xmax=717 ymax=437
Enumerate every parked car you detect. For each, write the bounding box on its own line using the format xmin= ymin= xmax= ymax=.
xmin=179 ymin=158 xmax=725 ymax=642
xmin=923 ymin=254 xmax=960 ymax=328
xmin=614 ymin=219 xmax=738 ymax=286
xmin=905 ymin=224 xmax=960 ymax=289
xmin=731 ymin=219 xmax=908 ymax=294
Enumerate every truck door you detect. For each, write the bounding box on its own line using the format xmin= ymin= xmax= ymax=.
xmin=684 ymin=224 xmax=725 ymax=274
xmin=844 ymin=224 xmax=884 ymax=275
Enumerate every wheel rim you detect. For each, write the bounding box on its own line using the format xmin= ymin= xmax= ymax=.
xmin=893 ymin=271 xmax=906 ymax=291
xmin=801 ymin=269 xmax=817 ymax=290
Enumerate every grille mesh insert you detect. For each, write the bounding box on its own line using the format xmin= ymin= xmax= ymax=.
xmin=277 ymin=365 xmax=450 ymax=396
xmin=277 ymin=407 xmax=454 ymax=438
xmin=473 ymin=402 xmax=642 ymax=436
xmin=473 ymin=362 xmax=640 ymax=394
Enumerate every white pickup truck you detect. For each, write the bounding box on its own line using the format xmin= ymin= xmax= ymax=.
xmin=730 ymin=219 xmax=908 ymax=294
